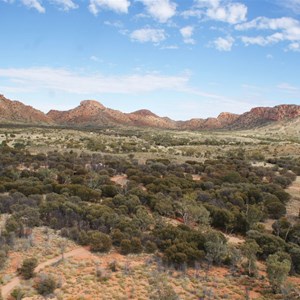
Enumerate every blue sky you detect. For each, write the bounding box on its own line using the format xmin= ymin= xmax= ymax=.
xmin=0 ymin=0 xmax=300 ymax=120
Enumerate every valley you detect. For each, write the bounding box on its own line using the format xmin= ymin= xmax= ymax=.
xmin=2 ymin=0 xmax=300 ymax=299
xmin=0 ymin=121 xmax=299 ymax=299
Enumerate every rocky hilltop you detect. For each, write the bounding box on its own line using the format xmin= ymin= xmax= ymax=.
xmin=229 ymin=105 xmax=300 ymax=129
xmin=1 ymin=94 xmax=300 ymax=130
xmin=179 ymin=112 xmax=240 ymax=130
xmin=0 ymin=94 xmax=52 ymax=124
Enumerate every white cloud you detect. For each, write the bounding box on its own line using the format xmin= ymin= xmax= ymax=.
xmin=0 ymin=67 xmax=242 ymax=111
xmin=138 ymin=0 xmax=176 ymax=23
xmin=104 ymin=20 xmax=123 ymax=28
xmin=50 ymin=0 xmax=78 ymax=11
xmin=0 ymin=67 xmax=190 ymax=95
xmin=88 ymin=0 xmax=130 ymax=15
xmin=241 ymin=36 xmax=266 ymax=46
xmin=241 ymin=33 xmax=284 ymax=46
xmin=277 ymin=0 xmax=300 ymax=14
xmin=236 ymin=17 xmax=299 ymax=32
xmin=213 ymin=36 xmax=234 ymax=51
xmin=277 ymin=83 xmax=299 ymax=93
xmin=287 ymin=42 xmax=300 ymax=51
xmin=276 ymin=82 xmax=300 ymax=99
xmin=1 ymin=67 xmax=258 ymax=119
xmin=207 ymin=3 xmax=247 ymax=24
xmin=21 ymin=0 xmax=45 ymax=13
xmin=181 ymin=9 xmax=202 ymax=19
xmin=130 ymin=28 xmax=166 ymax=43
xmin=195 ymin=0 xmax=220 ymax=9
xmin=237 ymin=17 xmax=300 ymax=49
xmin=90 ymin=56 xmax=103 ymax=62
xmin=180 ymin=26 xmax=195 ymax=44
xmin=161 ymin=45 xmax=179 ymax=49
xmin=194 ymin=0 xmax=247 ymax=24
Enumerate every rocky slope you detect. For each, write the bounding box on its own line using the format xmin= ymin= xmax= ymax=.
xmin=48 ymin=101 xmax=300 ymax=130
xmin=179 ymin=112 xmax=240 ymax=130
xmin=0 ymin=94 xmax=52 ymax=124
xmin=229 ymin=105 xmax=300 ymax=129
xmin=128 ymin=110 xmax=177 ymax=128
xmin=47 ymin=100 xmax=124 ymax=126
xmin=1 ymin=94 xmax=300 ymax=130
xmin=47 ymin=101 xmax=177 ymax=128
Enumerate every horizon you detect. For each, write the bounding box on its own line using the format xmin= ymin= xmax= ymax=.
xmin=2 ymin=93 xmax=300 ymax=122
xmin=1 ymin=0 xmax=300 ymax=120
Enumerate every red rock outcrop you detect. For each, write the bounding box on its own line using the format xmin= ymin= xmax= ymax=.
xmin=0 ymin=94 xmax=52 ymax=124
xmin=230 ymin=105 xmax=300 ymax=129
xmin=1 ymin=94 xmax=300 ymax=130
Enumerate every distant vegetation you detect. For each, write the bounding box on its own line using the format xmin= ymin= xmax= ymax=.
xmin=0 ymin=125 xmax=300 ymax=299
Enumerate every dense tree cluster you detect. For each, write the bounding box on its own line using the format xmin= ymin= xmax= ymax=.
xmin=0 ymin=142 xmax=300 ymax=286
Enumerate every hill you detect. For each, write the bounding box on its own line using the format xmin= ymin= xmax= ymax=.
xmin=0 ymin=94 xmax=52 ymax=124
xmin=1 ymin=94 xmax=300 ymax=130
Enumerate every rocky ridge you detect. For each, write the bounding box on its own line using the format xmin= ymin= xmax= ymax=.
xmin=1 ymin=94 xmax=300 ymax=130
xmin=0 ymin=94 xmax=52 ymax=124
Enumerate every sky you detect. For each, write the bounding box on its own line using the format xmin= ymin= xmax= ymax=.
xmin=0 ymin=0 xmax=300 ymax=120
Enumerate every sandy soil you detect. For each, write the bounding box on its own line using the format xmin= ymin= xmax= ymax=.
xmin=110 ymin=174 xmax=128 ymax=187
xmin=192 ymin=174 xmax=202 ymax=181
xmin=1 ymin=247 xmax=90 ymax=299
xmin=224 ymin=234 xmax=245 ymax=245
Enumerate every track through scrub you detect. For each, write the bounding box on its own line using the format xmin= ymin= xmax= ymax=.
xmin=1 ymin=247 xmax=90 ymax=299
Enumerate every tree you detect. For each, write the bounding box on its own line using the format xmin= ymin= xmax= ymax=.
xmin=241 ymin=239 xmax=261 ymax=277
xmin=89 ymin=232 xmax=112 ymax=253
xmin=228 ymin=245 xmax=242 ymax=274
xmin=245 ymin=204 xmax=263 ymax=230
xmin=266 ymin=252 xmax=291 ymax=293
xmin=176 ymin=194 xmax=210 ymax=227
xmin=272 ymin=217 xmax=293 ymax=242
xmin=288 ymin=244 xmax=300 ymax=274
xmin=132 ymin=207 xmax=153 ymax=231
xmin=57 ymin=239 xmax=67 ymax=261
xmin=205 ymin=232 xmax=228 ymax=266
xmin=18 ymin=257 xmax=37 ymax=279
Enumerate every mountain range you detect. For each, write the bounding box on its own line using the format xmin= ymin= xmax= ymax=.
xmin=1 ymin=94 xmax=300 ymax=130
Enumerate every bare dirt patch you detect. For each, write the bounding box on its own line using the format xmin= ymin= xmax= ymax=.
xmin=224 ymin=234 xmax=245 ymax=245
xmin=192 ymin=174 xmax=202 ymax=181
xmin=110 ymin=174 xmax=128 ymax=187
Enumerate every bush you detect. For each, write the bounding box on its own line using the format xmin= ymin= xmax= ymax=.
xmin=145 ymin=241 xmax=157 ymax=253
xmin=36 ymin=274 xmax=57 ymax=296
xmin=265 ymin=201 xmax=286 ymax=219
xmin=120 ymin=239 xmax=131 ymax=255
xmin=108 ymin=260 xmax=118 ymax=272
xmin=10 ymin=287 xmax=25 ymax=299
xmin=131 ymin=237 xmax=143 ymax=254
xmin=266 ymin=252 xmax=291 ymax=293
xmin=89 ymin=232 xmax=112 ymax=253
xmin=18 ymin=258 xmax=37 ymax=279
xmin=0 ymin=250 xmax=8 ymax=270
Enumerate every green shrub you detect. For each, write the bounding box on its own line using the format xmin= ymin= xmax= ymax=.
xmin=36 ymin=274 xmax=57 ymax=296
xmin=89 ymin=232 xmax=112 ymax=253
xmin=18 ymin=258 xmax=37 ymax=279
xmin=120 ymin=239 xmax=131 ymax=255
